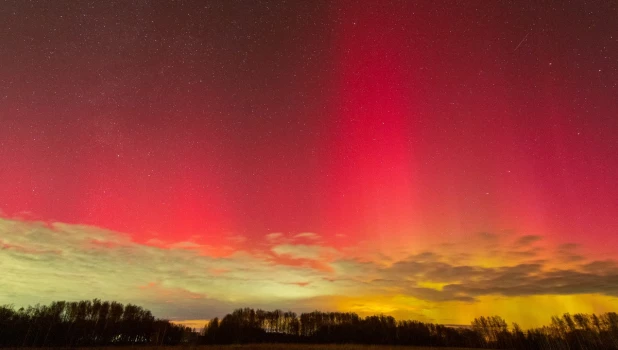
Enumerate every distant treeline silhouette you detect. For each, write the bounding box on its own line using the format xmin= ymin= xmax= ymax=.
xmin=0 ymin=300 xmax=189 ymax=347
xmin=1 ymin=300 xmax=618 ymax=349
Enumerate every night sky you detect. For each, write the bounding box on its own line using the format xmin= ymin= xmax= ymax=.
xmin=1 ymin=1 xmax=617 ymax=328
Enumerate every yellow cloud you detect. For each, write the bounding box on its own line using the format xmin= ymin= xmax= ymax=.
xmin=417 ymin=281 xmax=450 ymax=291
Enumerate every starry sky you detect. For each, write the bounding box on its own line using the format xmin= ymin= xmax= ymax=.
xmin=1 ymin=1 xmax=617 ymax=328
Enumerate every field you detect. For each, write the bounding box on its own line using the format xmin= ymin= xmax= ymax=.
xmin=1 ymin=346 xmax=488 ymax=350
xmin=193 ymin=346 xmax=483 ymax=350
xmin=72 ymin=346 xmax=486 ymax=350
xmin=2 ymin=345 xmax=490 ymax=350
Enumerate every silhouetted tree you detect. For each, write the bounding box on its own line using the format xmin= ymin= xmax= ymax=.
xmin=0 ymin=300 xmax=187 ymax=347
xmin=2 ymin=301 xmax=618 ymax=349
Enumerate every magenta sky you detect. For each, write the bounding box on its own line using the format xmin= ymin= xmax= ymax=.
xmin=1 ymin=1 xmax=617 ymax=327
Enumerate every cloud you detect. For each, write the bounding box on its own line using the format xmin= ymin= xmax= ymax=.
xmin=283 ymin=281 xmax=311 ymax=287
xmin=293 ymin=232 xmax=320 ymax=240
xmin=0 ymin=218 xmax=341 ymax=319
xmin=555 ymin=242 xmax=586 ymax=264
xmin=272 ymin=244 xmax=337 ymax=261
xmin=265 ymin=232 xmax=284 ymax=241
xmin=515 ymin=235 xmax=543 ymax=247
xmin=169 ymin=241 xmax=209 ymax=250
xmin=375 ymin=257 xmax=618 ymax=301
xmin=559 ymin=243 xmax=580 ymax=250
xmin=581 ymin=260 xmax=617 ymax=273
xmin=442 ymin=268 xmax=618 ymax=298
xmin=2 ymin=217 xmax=618 ymax=327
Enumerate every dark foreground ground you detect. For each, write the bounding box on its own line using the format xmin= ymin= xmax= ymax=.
xmin=193 ymin=346 xmax=485 ymax=350
xmin=6 ymin=346 xmax=487 ymax=350
xmin=179 ymin=346 xmax=484 ymax=350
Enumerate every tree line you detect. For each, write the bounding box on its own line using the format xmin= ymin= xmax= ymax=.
xmin=1 ymin=300 xmax=618 ymax=349
xmin=0 ymin=300 xmax=190 ymax=347
xmin=202 ymin=308 xmax=618 ymax=349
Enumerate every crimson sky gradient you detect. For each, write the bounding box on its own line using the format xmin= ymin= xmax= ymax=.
xmin=1 ymin=0 xmax=617 ymax=327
